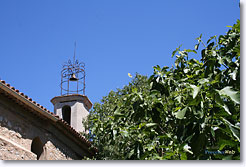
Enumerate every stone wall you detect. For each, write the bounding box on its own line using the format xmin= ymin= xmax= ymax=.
xmin=0 ymin=94 xmax=85 ymax=160
xmin=0 ymin=135 xmax=36 ymax=160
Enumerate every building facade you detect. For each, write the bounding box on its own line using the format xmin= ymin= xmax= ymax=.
xmin=0 ymin=80 xmax=96 ymax=160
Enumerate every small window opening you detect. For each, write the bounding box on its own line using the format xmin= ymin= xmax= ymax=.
xmin=31 ymin=137 xmax=44 ymax=160
xmin=62 ymin=105 xmax=71 ymax=125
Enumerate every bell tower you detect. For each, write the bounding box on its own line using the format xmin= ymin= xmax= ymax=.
xmin=51 ymin=45 xmax=92 ymax=133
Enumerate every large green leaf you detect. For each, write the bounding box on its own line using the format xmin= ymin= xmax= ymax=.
xmin=172 ymin=45 xmax=182 ymax=58
xmin=175 ymin=107 xmax=188 ymax=119
xmin=184 ymin=49 xmax=197 ymax=54
xmin=218 ymin=86 xmax=240 ymax=104
xmin=222 ymin=118 xmax=240 ymax=142
xmin=114 ymin=108 xmax=124 ymax=117
xmin=190 ymin=85 xmax=201 ymax=99
xmin=145 ymin=123 xmax=158 ymax=128
xmin=218 ymin=139 xmax=237 ymax=150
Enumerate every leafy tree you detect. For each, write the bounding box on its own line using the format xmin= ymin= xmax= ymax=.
xmin=86 ymin=20 xmax=240 ymax=160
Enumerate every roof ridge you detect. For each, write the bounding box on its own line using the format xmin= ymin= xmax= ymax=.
xmin=0 ymin=80 xmax=54 ymax=115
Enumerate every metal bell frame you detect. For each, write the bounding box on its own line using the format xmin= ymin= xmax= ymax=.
xmin=60 ymin=58 xmax=85 ymax=96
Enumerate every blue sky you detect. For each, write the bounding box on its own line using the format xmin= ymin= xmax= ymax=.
xmin=0 ymin=0 xmax=240 ymax=112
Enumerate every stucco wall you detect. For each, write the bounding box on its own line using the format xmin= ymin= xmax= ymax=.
xmin=0 ymin=94 xmax=86 ymax=160
xmin=52 ymin=95 xmax=89 ymax=133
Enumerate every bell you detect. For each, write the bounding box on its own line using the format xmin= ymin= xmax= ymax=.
xmin=69 ymin=73 xmax=78 ymax=81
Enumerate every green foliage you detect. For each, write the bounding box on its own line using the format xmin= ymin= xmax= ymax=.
xmin=86 ymin=20 xmax=240 ymax=160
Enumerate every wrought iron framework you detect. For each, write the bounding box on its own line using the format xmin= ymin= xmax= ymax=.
xmin=60 ymin=56 xmax=85 ymax=96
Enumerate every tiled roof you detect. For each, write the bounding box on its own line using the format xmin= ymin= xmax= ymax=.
xmin=0 ymin=79 xmax=97 ymax=155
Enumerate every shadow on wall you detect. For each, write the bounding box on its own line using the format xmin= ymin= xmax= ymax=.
xmin=31 ymin=137 xmax=45 ymax=160
xmin=62 ymin=105 xmax=71 ymax=125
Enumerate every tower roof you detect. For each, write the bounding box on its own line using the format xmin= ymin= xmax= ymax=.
xmin=50 ymin=94 xmax=93 ymax=110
